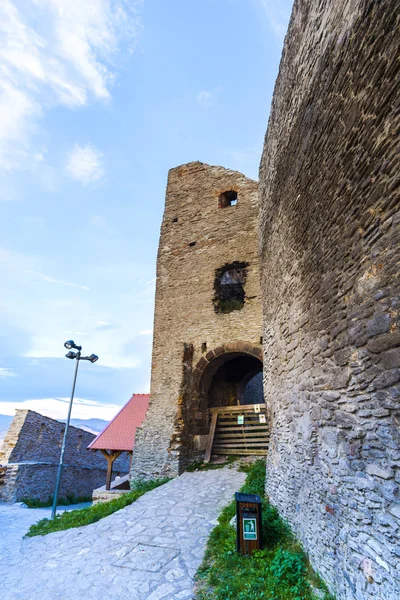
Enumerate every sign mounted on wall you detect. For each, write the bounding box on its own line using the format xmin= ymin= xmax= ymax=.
xmin=237 ymin=415 xmax=244 ymax=425
xmin=254 ymin=404 xmax=261 ymax=413
xmin=259 ymin=414 xmax=266 ymax=424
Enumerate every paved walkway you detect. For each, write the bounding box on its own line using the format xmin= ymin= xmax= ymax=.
xmin=1 ymin=466 xmax=245 ymax=600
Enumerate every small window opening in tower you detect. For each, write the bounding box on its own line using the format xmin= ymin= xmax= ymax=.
xmin=202 ymin=342 xmax=207 ymax=353
xmin=218 ymin=190 xmax=238 ymax=208
xmin=189 ymin=241 xmax=196 ymax=247
xmin=172 ymin=217 xmax=178 ymax=223
xmin=213 ymin=261 xmax=249 ymax=314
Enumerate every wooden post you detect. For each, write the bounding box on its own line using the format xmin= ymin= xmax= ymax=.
xmin=129 ymin=451 xmax=133 ymax=471
xmin=100 ymin=450 xmax=122 ymax=490
xmin=204 ymin=412 xmax=218 ymax=463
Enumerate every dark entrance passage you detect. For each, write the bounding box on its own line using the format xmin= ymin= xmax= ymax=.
xmin=206 ymin=354 xmax=264 ymax=408
xmin=191 ymin=349 xmax=269 ymax=460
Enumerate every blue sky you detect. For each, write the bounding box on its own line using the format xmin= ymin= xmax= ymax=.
xmin=0 ymin=0 xmax=293 ymax=422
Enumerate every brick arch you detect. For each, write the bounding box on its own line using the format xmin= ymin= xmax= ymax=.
xmin=192 ymin=341 xmax=262 ymax=394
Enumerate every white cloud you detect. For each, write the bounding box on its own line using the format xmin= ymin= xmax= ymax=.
xmin=0 ymin=397 xmax=123 ymax=421
xmin=97 ymin=355 xmax=141 ymax=369
xmin=95 ymin=321 xmax=117 ymax=331
xmin=0 ymin=367 xmax=16 ymax=378
xmin=27 ymin=269 xmax=90 ymax=291
xmin=0 ymin=0 xmax=142 ymax=173
xmin=65 ymin=331 xmax=87 ymax=337
xmin=24 ymin=344 xmax=141 ymax=370
xmin=1 ymin=247 xmax=152 ymax=376
xmin=196 ymin=86 xmax=223 ymax=108
xmin=259 ymin=0 xmax=292 ymax=41
xmin=138 ymin=329 xmax=153 ymax=336
xmin=65 ymin=143 xmax=104 ymax=183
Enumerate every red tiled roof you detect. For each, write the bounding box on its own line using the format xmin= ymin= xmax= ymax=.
xmin=88 ymin=394 xmax=150 ymax=452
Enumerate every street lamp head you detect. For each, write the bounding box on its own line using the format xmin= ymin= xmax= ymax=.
xmin=65 ymin=350 xmax=79 ymax=359
xmin=88 ymin=354 xmax=99 ymax=364
xmin=64 ymin=340 xmax=82 ymax=351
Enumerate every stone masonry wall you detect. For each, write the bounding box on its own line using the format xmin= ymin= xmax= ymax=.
xmin=132 ymin=162 xmax=263 ymax=478
xmin=259 ymin=1 xmax=399 ymax=599
xmin=0 ymin=410 xmax=129 ymax=502
xmin=0 ymin=463 xmax=109 ymax=503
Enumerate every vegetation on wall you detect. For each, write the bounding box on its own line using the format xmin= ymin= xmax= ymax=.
xmin=26 ymin=478 xmax=170 ymax=537
xmin=195 ymin=460 xmax=334 ymax=600
xmin=213 ymin=262 xmax=249 ymax=314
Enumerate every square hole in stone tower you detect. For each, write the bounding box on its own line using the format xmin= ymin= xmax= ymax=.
xmin=219 ymin=190 xmax=238 ymax=208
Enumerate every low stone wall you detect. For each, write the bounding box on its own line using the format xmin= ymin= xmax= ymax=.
xmin=92 ymin=487 xmax=131 ymax=505
xmin=0 ymin=410 xmax=129 ymax=502
xmin=0 ymin=409 xmax=127 ymax=471
xmin=0 ymin=463 xmax=110 ymax=503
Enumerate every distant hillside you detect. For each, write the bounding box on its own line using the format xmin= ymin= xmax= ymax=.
xmin=64 ymin=418 xmax=109 ymax=435
xmin=0 ymin=414 xmax=13 ymax=446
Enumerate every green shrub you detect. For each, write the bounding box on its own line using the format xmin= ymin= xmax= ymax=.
xmin=26 ymin=478 xmax=170 ymax=538
xmin=196 ymin=460 xmax=334 ymax=600
xmin=22 ymin=493 xmax=92 ymax=509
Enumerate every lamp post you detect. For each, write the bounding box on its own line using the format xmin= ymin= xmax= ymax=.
xmin=51 ymin=341 xmax=99 ymax=520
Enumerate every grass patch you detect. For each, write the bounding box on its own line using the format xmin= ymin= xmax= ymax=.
xmin=22 ymin=494 xmax=92 ymax=509
xmin=26 ymin=478 xmax=170 ymax=538
xmin=185 ymin=456 xmax=238 ymax=472
xmin=196 ymin=460 xmax=334 ymax=600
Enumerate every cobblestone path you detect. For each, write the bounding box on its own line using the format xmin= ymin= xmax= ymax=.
xmin=1 ymin=466 xmax=245 ymax=600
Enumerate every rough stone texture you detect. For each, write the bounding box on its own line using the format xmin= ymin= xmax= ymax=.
xmin=259 ymin=1 xmax=399 ymax=599
xmin=1 ymin=466 xmax=245 ymax=600
xmin=0 ymin=410 xmax=129 ymax=502
xmin=132 ymin=162 xmax=263 ymax=478
xmin=92 ymin=487 xmax=131 ymax=505
xmin=0 ymin=463 xmax=113 ymax=504
xmin=92 ymin=476 xmax=131 ymax=505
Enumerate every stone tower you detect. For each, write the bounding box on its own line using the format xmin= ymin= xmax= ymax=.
xmin=131 ymin=161 xmax=262 ymax=478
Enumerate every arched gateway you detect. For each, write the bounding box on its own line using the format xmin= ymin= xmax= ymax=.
xmin=131 ymin=162 xmax=267 ymax=478
xmin=192 ymin=342 xmax=263 ymax=431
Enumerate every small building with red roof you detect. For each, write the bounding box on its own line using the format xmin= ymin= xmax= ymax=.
xmin=88 ymin=393 xmax=149 ymax=489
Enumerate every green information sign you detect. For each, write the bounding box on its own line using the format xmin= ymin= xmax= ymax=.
xmin=243 ymin=517 xmax=257 ymax=540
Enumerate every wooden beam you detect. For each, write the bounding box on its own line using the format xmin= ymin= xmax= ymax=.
xmin=212 ymin=449 xmax=268 ymax=455
xmin=214 ymin=432 xmax=270 ymax=439
xmin=100 ymin=449 xmax=122 ymax=490
xmin=210 ymin=405 xmax=266 ymax=414
xmin=204 ymin=412 xmax=218 ymax=463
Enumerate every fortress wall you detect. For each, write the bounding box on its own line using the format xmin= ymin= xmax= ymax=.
xmin=259 ymin=1 xmax=400 ymax=598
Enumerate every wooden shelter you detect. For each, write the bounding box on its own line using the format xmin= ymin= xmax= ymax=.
xmin=88 ymin=394 xmax=149 ymax=489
